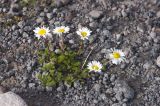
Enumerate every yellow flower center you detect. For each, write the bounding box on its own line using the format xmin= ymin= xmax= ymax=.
xmin=113 ymin=52 xmax=120 ymax=59
xmin=58 ymin=28 xmax=65 ymax=33
xmin=81 ymin=31 xmax=87 ymax=37
xmin=38 ymin=29 xmax=46 ymax=36
xmin=92 ymin=65 xmax=99 ymax=70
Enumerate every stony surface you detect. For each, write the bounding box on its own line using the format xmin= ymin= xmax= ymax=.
xmin=0 ymin=0 xmax=160 ymax=106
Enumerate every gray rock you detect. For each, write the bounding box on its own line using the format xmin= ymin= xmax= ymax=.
xmin=100 ymin=94 xmax=107 ymax=100
xmin=46 ymin=13 xmax=53 ymax=19
xmin=150 ymin=32 xmax=156 ymax=39
xmin=99 ymin=0 xmax=107 ymax=9
xmin=93 ymin=84 xmax=101 ymax=92
xmin=55 ymin=49 xmax=61 ymax=54
xmin=151 ymin=0 xmax=159 ymax=4
xmin=61 ymin=0 xmax=71 ymax=5
xmin=106 ymin=88 xmax=113 ymax=94
xmin=102 ymin=30 xmax=111 ymax=37
xmin=57 ymin=86 xmax=63 ymax=92
xmin=54 ymin=0 xmax=62 ymax=7
xmin=143 ymin=62 xmax=152 ymax=70
xmin=3 ymin=8 xmax=7 ymax=12
xmin=122 ymin=103 xmax=127 ymax=106
xmin=112 ymin=103 xmax=121 ymax=106
xmin=55 ymin=0 xmax=71 ymax=8
xmin=101 ymin=48 xmax=108 ymax=53
xmin=114 ymin=80 xmax=134 ymax=101
xmin=8 ymin=3 xmax=21 ymax=15
xmin=120 ymin=63 xmax=126 ymax=69
xmin=93 ymin=99 xmax=98 ymax=104
xmin=110 ymin=75 xmax=116 ymax=82
xmin=28 ymin=83 xmax=35 ymax=88
xmin=40 ymin=12 xmax=45 ymax=17
xmin=89 ymin=10 xmax=103 ymax=19
xmin=49 ymin=19 xmax=55 ymax=25
xmin=12 ymin=25 xmax=18 ymax=30
xmin=0 ymin=59 xmax=8 ymax=72
xmin=0 ymin=86 xmax=6 ymax=94
xmin=156 ymin=56 xmax=160 ymax=67
xmin=46 ymin=86 xmax=52 ymax=92
xmin=22 ymin=32 xmax=29 ymax=38
xmin=156 ymin=11 xmax=160 ymax=17
xmin=0 ymin=91 xmax=27 ymax=106
xmin=73 ymin=81 xmax=80 ymax=88
xmin=69 ymin=39 xmax=74 ymax=44
xmin=116 ymin=34 xmax=122 ymax=40
xmin=137 ymin=24 xmax=145 ymax=33
xmin=18 ymin=21 xmax=25 ymax=29
xmin=115 ymin=91 xmax=123 ymax=101
xmin=36 ymin=17 xmax=43 ymax=24
xmin=121 ymin=9 xmax=127 ymax=17
xmin=89 ymin=22 xmax=98 ymax=28
xmin=24 ymin=26 xmax=32 ymax=31
xmin=107 ymin=25 xmax=113 ymax=30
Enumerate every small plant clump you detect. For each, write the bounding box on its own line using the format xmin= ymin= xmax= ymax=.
xmin=37 ymin=48 xmax=89 ymax=86
xmin=34 ymin=25 xmax=126 ymax=87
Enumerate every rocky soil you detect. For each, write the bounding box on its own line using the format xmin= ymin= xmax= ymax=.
xmin=0 ymin=0 xmax=160 ymax=106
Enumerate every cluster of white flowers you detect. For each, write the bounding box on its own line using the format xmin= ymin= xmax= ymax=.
xmin=34 ymin=26 xmax=126 ymax=73
xmin=33 ymin=26 xmax=91 ymax=40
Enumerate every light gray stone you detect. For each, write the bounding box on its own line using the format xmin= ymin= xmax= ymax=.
xmin=115 ymin=91 xmax=123 ymax=101
xmin=93 ymin=84 xmax=101 ymax=92
xmin=114 ymin=80 xmax=134 ymax=101
xmin=55 ymin=0 xmax=71 ymax=8
xmin=46 ymin=13 xmax=53 ymax=19
xmin=89 ymin=10 xmax=103 ymax=19
xmin=156 ymin=56 xmax=160 ymax=67
xmin=156 ymin=11 xmax=160 ymax=17
xmin=150 ymin=31 xmax=156 ymax=38
xmin=36 ymin=17 xmax=43 ymax=23
xmin=143 ymin=62 xmax=152 ymax=70
xmin=0 ymin=86 xmax=6 ymax=94
xmin=121 ymin=9 xmax=127 ymax=17
xmin=137 ymin=24 xmax=145 ymax=33
xmin=0 ymin=92 xmax=27 ymax=106
xmin=8 ymin=3 xmax=20 ymax=15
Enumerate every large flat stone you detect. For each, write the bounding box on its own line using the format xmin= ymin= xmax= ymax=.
xmin=0 ymin=91 xmax=27 ymax=106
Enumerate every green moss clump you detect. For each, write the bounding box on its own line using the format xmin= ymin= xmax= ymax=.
xmin=37 ymin=48 xmax=89 ymax=86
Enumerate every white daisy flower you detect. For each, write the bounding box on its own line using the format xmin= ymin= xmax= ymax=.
xmin=76 ymin=27 xmax=92 ymax=40
xmin=53 ymin=26 xmax=70 ymax=35
xmin=87 ymin=61 xmax=103 ymax=72
xmin=33 ymin=26 xmax=50 ymax=39
xmin=109 ymin=49 xmax=125 ymax=65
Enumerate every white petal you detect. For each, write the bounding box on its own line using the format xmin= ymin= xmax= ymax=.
xmin=112 ymin=59 xmax=118 ymax=65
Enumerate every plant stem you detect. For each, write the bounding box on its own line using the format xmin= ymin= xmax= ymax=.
xmin=59 ymin=35 xmax=65 ymax=51
xmin=78 ymin=40 xmax=83 ymax=54
xmin=81 ymin=46 xmax=94 ymax=70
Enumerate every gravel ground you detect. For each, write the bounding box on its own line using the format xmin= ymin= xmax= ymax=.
xmin=0 ymin=0 xmax=160 ymax=106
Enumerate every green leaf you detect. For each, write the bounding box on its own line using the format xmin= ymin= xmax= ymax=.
xmin=41 ymin=62 xmax=54 ymax=71
xmin=46 ymin=80 xmax=56 ymax=86
xmin=57 ymin=55 xmax=66 ymax=63
xmin=47 ymin=75 xmax=53 ymax=82
xmin=64 ymin=75 xmax=75 ymax=85
xmin=45 ymin=48 xmax=49 ymax=55
xmin=38 ymin=57 xmax=44 ymax=64
xmin=50 ymin=52 xmax=56 ymax=61
xmin=56 ymin=72 xmax=62 ymax=82
xmin=49 ymin=69 xmax=55 ymax=76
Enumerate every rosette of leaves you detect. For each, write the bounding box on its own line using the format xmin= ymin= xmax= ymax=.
xmin=37 ymin=48 xmax=89 ymax=86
